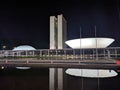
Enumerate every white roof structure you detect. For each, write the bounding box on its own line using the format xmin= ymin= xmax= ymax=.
xmin=13 ymin=45 xmax=36 ymax=70
xmin=65 ymin=37 xmax=118 ymax=78
xmin=13 ymin=45 xmax=36 ymax=51
xmin=65 ymin=38 xmax=115 ymax=49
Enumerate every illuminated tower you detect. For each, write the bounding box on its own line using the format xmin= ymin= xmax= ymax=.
xmin=50 ymin=14 xmax=67 ymax=49
xmin=50 ymin=16 xmax=58 ymax=49
xmin=57 ymin=14 xmax=67 ymax=49
xmin=49 ymin=14 xmax=67 ymax=90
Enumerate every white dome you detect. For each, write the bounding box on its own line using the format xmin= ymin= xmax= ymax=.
xmin=65 ymin=38 xmax=115 ymax=49
xmin=13 ymin=45 xmax=36 ymax=51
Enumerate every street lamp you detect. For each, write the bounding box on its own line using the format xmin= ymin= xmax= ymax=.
xmin=2 ymin=45 xmax=6 ymax=50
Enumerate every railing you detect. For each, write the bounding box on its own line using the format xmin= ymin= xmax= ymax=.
xmin=0 ymin=47 xmax=120 ymax=60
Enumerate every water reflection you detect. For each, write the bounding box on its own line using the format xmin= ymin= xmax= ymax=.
xmin=0 ymin=68 xmax=120 ymax=90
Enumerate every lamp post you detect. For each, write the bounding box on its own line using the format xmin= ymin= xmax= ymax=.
xmin=2 ymin=45 xmax=6 ymax=50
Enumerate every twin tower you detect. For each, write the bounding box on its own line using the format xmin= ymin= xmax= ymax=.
xmin=49 ymin=14 xmax=67 ymax=90
xmin=50 ymin=14 xmax=67 ymax=49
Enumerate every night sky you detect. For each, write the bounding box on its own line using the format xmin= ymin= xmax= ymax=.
xmin=0 ymin=0 xmax=120 ymax=49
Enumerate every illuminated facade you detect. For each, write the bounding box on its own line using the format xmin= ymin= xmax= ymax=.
xmin=50 ymin=14 xmax=67 ymax=49
xmin=65 ymin=38 xmax=115 ymax=49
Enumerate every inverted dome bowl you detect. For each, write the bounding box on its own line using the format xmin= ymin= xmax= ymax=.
xmin=65 ymin=38 xmax=115 ymax=49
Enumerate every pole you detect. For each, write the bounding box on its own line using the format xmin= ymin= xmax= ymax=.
xmin=80 ymin=27 xmax=82 ymax=60
xmin=95 ymin=25 xmax=98 ymax=60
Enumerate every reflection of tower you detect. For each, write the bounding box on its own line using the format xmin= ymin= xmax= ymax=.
xmin=49 ymin=14 xmax=67 ymax=90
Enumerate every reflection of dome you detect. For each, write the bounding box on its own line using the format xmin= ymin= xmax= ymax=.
xmin=65 ymin=37 xmax=117 ymax=78
xmin=13 ymin=45 xmax=36 ymax=70
xmin=65 ymin=69 xmax=118 ymax=78
xmin=16 ymin=67 xmax=31 ymax=70
xmin=65 ymin=38 xmax=115 ymax=49
xmin=13 ymin=45 xmax=36 ymax=51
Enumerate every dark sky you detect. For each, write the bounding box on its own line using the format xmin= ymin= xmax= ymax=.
xmin=0 ymin=0 xmax=120 ymax=49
